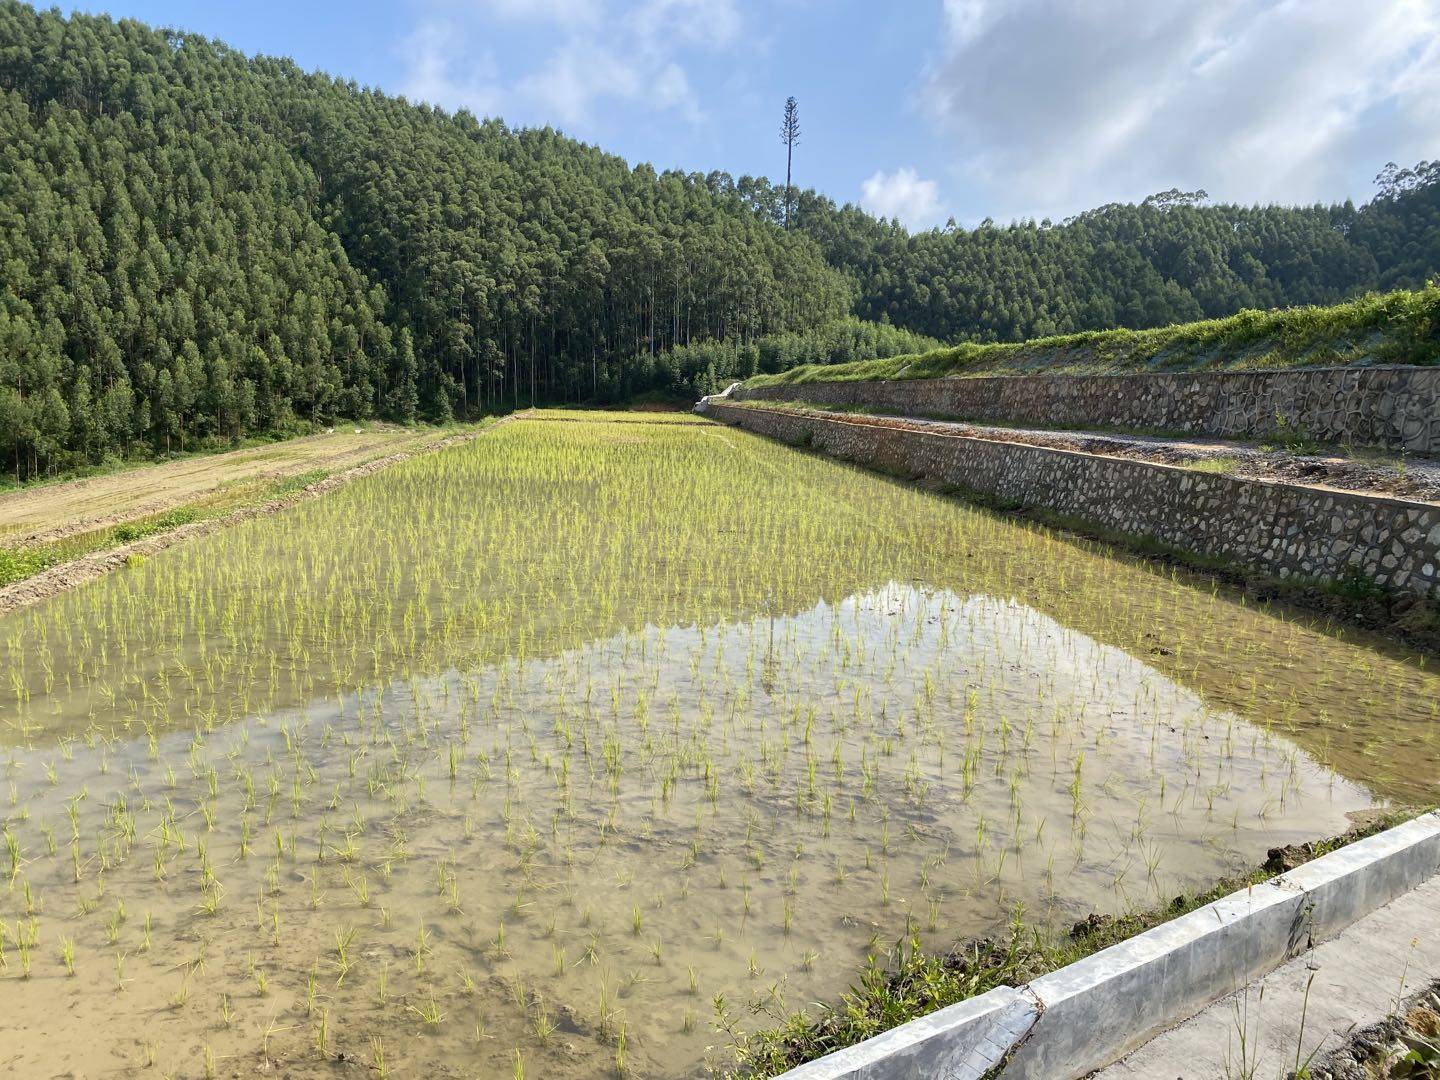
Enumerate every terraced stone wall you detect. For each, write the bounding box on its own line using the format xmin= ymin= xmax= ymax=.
xmin=733 ymin=366 xmax=1440 ymax=456
xmin=701 ymin=401 xmax=1440 ymax=602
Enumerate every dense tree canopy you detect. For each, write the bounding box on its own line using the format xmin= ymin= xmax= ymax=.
xmin=652 ymin=317 xmax=941 ymax=397
xmin=756 ymin=173 xmax=1440 ymax=344
xmin=0 ymin=2 xmax=849 ymax=477
xmin=0 ymin=1 xmax=1437 ymax=478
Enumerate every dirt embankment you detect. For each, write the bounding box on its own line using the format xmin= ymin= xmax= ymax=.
xmin=0 ymin=421 xmax=512 ymax=618
xmin=0 ymin=425 xmax=462 ymax=546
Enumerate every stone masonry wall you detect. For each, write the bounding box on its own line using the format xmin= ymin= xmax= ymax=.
xmin=702 ymin=401 xmax=1440 ymax=602
xmin=734 ymin=366 xmax=1440 ymax=456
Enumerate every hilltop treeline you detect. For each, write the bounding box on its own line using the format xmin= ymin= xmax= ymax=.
xmin=771 ymin=163 xmax=1440 ymax=344
xmin=0 ymin=2 xmax=849 ymax=477
xmin=1 ymin=2 xmax=1438 ymax=478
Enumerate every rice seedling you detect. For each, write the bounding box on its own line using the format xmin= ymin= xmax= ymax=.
xmin=315 ymin=1007 xmax=330 ymax=1058
xmin=0 ymin=413 xmax=1433 ymax=1079
xmin=410 ymin=992 xmax=445 ymax=1028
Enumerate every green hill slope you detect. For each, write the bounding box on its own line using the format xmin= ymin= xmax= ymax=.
xmin=745 ymin=285 xmax=1440 ymax=387
xmin=2 ymin=1 xmax=1439 ymax=479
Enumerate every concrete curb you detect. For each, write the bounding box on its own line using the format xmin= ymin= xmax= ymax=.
xmin=775 ymin=813 xmax=1440 ymax=1080
xmin=777 ymin=987 xmax=1034 ymax=1080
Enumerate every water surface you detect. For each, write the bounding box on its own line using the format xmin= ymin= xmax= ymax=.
xmin=1 ymin=413 xmax=1435 ymax=1078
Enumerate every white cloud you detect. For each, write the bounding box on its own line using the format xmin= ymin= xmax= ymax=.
xmin=860 ymin=168 xmax=944 ymax=229
xmin=480 ymin=0 xmax=603 ymax=23
xmin=942 ymin=0 xmax=996 ymax=45
xmin=922 ymin=0 xmax=1440 ymax=220
xmin=399 ymin=18 xmax=502 ymax=118
xmin=400 ymin=0 xmax=740 ymax=129
xmin=516 ymin=41 xmax=706 ymax=127
xmin=636 ymin=0 xmax=742 ymax=47
xmin=653 ymin=62 xmax=703 ymax=123
xmin=518 ymin=41 xmax=637 ymax=126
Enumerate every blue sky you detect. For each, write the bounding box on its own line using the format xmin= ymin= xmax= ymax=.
xmin=60 ymin=1 xmax=1440 ymax=230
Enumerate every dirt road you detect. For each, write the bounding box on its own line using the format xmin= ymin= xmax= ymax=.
xmin=0 ymin=426 xmax=461 ymax=544
xmin=0 ymin=421 xmax=510 ymax=617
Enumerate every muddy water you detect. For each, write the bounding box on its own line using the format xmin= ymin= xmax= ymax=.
xmin=0 ymin=414 xmax=1436 ymax=1078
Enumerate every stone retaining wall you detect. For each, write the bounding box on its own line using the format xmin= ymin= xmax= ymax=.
xmin=733 ymin=365 xmax=1440 ymax=456
xmin=701 ymin=401 xmax=1440 ymax=602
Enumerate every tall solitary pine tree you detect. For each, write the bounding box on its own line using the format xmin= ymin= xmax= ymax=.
xmin=781 ymin=97 xmax=800 ymax=230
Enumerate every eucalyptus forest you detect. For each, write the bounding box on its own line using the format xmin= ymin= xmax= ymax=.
xmin=1 ymin=1 xmax=1438 ymax=479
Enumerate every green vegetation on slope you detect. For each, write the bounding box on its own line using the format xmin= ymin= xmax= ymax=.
xmin=652 ymin=317 xmax=942 ymax=396
xmin=746 ymin=284 xmax=1440 ymax=387
xmin=775 ymin=163 xmax=1440 ymax=344
xmin=3 ymin=1 xmax=1440 ymax=479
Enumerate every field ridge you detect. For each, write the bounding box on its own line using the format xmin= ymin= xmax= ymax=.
xmin=0 ymin=419 xmax=512 ymax=617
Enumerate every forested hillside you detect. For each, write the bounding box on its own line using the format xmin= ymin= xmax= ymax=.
xmin=0 ymin=2 xmax=849 ymax=478
xmin=768 ymin=163 xmax=1440 ymax=343
xmin=1 ymin=1 xmax=1438 ymax=479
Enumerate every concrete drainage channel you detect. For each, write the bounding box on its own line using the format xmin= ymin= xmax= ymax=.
xmin=778 ymin=813 xmax=1440 ymax=1080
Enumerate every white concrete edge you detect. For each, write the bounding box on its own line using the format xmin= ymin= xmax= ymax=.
xmin=774 ymin=812 xmax=1440 ymax=1080
xmin=694 ymin=382 xmax=742 ymax=413
xmin=775 ymin=987 xmax=1031 ymax=1080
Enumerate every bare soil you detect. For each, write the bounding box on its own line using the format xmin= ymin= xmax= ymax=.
xmin=1298 ymin=977 xmax=1440 ymax=1079
xmin=0 ymin=425 xmax=462 ymax=545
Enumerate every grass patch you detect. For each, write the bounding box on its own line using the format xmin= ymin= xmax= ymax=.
xmin=1184 ymin=456 xmax=1244 ymax=475
xmin=745 ymin=285 xmax=1440 ymax=388
xmin=1 ymin=507 xmax=208 ymax=587
xmin=0 ymin=467 xmax=343 ymax=588
xmin=722 ymin=809 xmax=1430 ymax=1078
xmin=267 ymin=469 xmax=332 ymax=496
xmin=0 ymin=546 xmax=50 ymax=586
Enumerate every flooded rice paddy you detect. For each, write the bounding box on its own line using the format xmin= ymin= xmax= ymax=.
xmin=1 ymin=411 xmax=1437 ymax=1078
